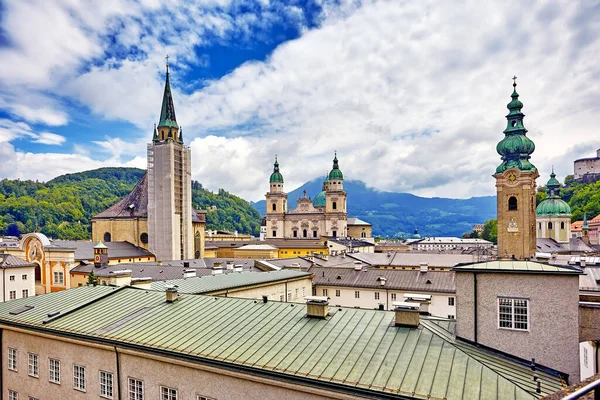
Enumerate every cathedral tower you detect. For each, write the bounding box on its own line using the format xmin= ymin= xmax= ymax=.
xmin=325 ymin=152 xmax=347 ymax=237
xmin=265 ymin=157 xmax=287 ymax=238
xmin=536 ymin=170 xmax=571 ymax=243
xmin=147 ymin=61 xmax=193 ymax=261
xmin=494 ymin=78 xmax=538 ymax=259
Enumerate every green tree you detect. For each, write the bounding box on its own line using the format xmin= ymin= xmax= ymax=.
xmin=87 ymin=270 xmax=97 ymax=285
xmin=481 ymin=219 xmax=497 ymax=244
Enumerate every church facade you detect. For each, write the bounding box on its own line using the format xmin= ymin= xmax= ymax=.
xmin=265 ymin=154 xmax=349 ymax=240
xmin=92 ymin=63 xmax=204 ymax=261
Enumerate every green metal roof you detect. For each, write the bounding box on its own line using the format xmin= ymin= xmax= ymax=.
xmin=453 ymin=261 xmax=582 ymax=275
xmin=328 ymin=153 xmax=343 ymax=180
xmin=270 ymin=157 xmax=284 ymax=183
xmin=312 ymin=191 xmax=326 ymax=207
xmin=158 ymin=67 xmax=178 ymax=129
xmin=536 ymin=198 xmax=571 ymax=216
xmin=0 ymin=286 xmax=564 ymax=399
xmin=151 ymin=270 xmax=311 ymax=294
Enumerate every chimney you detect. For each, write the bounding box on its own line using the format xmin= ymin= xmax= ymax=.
xmin=213 ymin=261 xmax=222 ymax=269
xmin=580 ymin=258 xmax=586 ymax=268
xmin=393 ymin=302 xmax=420 ymax=327
xmin=379 ymin=277 xmax=386 ymax=286
xmin=305 ymin=296 xmax=329 ymax=318
xmin=234 ymin=264 xmax=243 ymax=272
xmin=183 ymin=269 xmax=196 ymax=278
xmin=165 ymin=285 xmax=178 ymax=303
xmin=183 ymin=261 xmax=190 ymax=269
xmin=226 ymin=262 xmax=234 ymax=270
xmin=419 ymin=262 xmax=429 ymax=273
xmin=354 ymin=261 xmax=362 ymax=271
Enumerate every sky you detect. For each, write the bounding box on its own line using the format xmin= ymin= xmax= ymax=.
xmin=0 ymin=0 xmax=599 ymax=201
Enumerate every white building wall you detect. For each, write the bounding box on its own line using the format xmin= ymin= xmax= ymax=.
xmin=0 ymin=267 xmax=36 ymax=301
xmin=580 ymin=341 xmax=597 ymax=380
xmin=315 ymin=285 xmax=455 ymax=318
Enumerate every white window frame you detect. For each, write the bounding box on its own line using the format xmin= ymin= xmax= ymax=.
xmin=128 ymin=377 xmax=144 ymax=400
xmin=28 ymin=353 xmax=38 ymax=377
xmin=49 ymin=359 xmax=60 ymax=384
xmin=21 ymin=274 xmax=27 ymax=280
xmin=448 ymin=297 xmax=455 ymax=306
xmin=8 ymin=348 xmax=17 ymax=371
xmin=391 ymin=293 xmax=397 ymax=301
xmin=374 ymin=292 xmax=380 ymax=300
xmin=354 ymin=291 xmax=360 ymax=299
xmin=161 ymin=386 xmax=178 ymax=400
xmin=22 ymin=289 xmax=28 ymax=299
xmin=53 ymin=271 xmax=64 ymax=285
xmin=9 ymin=290 xmax=16 ymax=300
xmin=335 ymin=289 xmax=340 ymax=297
xmin=322 ymin=288 xmax=328 ymax=296
xmin=497 ymin=297 xmax=529 ymax=331
xmin=8 ymin=389 xmax=17 ymax=400
xmin=100 ymin=370 xmax=114 ymax=399
xmin=73 ymin=364 xmax=86 ymax=391
xmin=9 ymin=275 xmax=15 ymax=281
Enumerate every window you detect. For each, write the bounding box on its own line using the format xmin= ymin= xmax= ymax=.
xmin=28 ymin=353 xmax=38 ymax=377
xmin=313 ymin=230 xmax=317 ymax=238
xmin=279 ymin=295 xmax=284 ymax=302
xmin=303 ymin=229 xmax=307 ymax=238
xmin=322 ymin=288 xmax=328 ymax=296
xmin=498 ymin=298 xmax=529 ymax=331
xmin=332 ymin=201 xmax=337 ymax=210
xmin=100 ymin=371 xmax=114 ymax=399
xmin=53 ymin=271 xmax=64 ymax=285
xmin=508 ymin=196 xmax=518 ymax=211
xmin=391 ymin=293 xmax=397 ymax=301
xmin=49 ymin=359 xmax=60 ymax=384
xmin=448 ymin=297 xmax=455 ymax=306
xmin=584 ymin=347 xmax=589 ymax=368
xmin=448 ymin=315 xmax=455 ymax=319
xmin=374 ymin=292 xmax=380 ymax=300
xmin=332 ymin=230 xmax=337 ymax=238
xmin=293 ymin=230 xmax=297 ymax=238
xmin=22 ymin=289 xmax=28 ymax=299
xmin=354 ymin=291 xmax=360 ymax=299
xmin=28 ymin=397 xmax=39 ymax=400
xmin=140 ymin=232 xmax=148 ymax=244
xmin=73 ymin=365 xmax=86 ymax=391
xmin=561 ymin=222 xmax=565 ymax=230
xmin=21 ymin=274 xmax=27 ymax=280
xmin=161 ymin=386 xmax=178 ymax=400
xmin=335 ymin=290 xmax=340 ymax=297
xmin=272 ymin=203 xmax=276 ymax=211
xmin=8 ymin=390 xmax=17 ymax=400
xmin=295 ymin=288 xmax=298 ymax=298
xmin=197 ymin=396 xmax=216 ymax=400
xmin=548 ymin=222 xmax=553 ymax=229
xmin=9 ymin=290 xmax=16 ymax=300
xmin=128 ymin=378 xmax=144 ymax=400
xmin=272 ymin=230 xmax=276 ymax=237
xmin=8 ymin=348 xmax=17 ymax=371
xmin=104 ymin=232 xmax=111 ymax=242
xmin=9 ymin=275 xmax=15 ymax=281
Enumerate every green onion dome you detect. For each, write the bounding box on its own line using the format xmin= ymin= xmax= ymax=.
xmin=269 ymin=157 xmax=284 ymax=183
xmin=536 ymin=198 xmax=571 ymax=216
xmin=328 ymin=153 xmax=344 ymax=180
xmin=313 ymin=191 xmax=326 ymax=207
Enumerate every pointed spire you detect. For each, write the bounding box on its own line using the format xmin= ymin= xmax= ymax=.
xmin=328 ymin=151 xmax=344 ymax=181
xmin=269 ymin=155 xmax=284 ymax=183
xmin=178 ymin=126 xmax=184 ymax=144
xmin=546 ymin=169 xmax=561 ymax=197
xmin=152 ymin=124 xmax=158 ymax=142
xmin=583 ymin=212 xmax=589 ymax=230
xmin=158 ymin=56 xmax=178 ymax=130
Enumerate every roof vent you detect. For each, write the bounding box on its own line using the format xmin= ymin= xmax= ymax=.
xmin=165 ymin=285 xmax=178 ymax=303
xmin=226 ymin=262 xmax=234 ymax=270
xmin=393 ymin=301 xmax=420 ymax=327
xmin=183 ymin=261 xmax=190 ymax=268
xmin=354 ymin=261 xmax=362 ymax=271
xmin=306 ymin=296 xmax=329 ymax=318
xmin=213 ymin=261 xmax=222 ymax=269
xmin=379 ymin=277 xmax=387 ymax=286
xmin=212 ymin=269 xmax=223 ymax=275
xmin=420 ymin=262 xmax=429 ymax=273
xmin=183 ymin=269 xmax=196 ymax=278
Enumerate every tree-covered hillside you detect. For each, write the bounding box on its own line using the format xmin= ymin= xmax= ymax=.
xmin=0 ymin=167 xmax=261 ymax=239
xmin=537 ymin=174 xmax=600 ymax=221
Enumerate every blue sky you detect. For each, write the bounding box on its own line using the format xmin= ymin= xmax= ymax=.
xmin=0 ymin=0 xmax=599 ymax=201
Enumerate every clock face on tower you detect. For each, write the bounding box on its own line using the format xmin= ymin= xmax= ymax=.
xmin=95 ymin=255 xmax=101 ymax=263
xmin=508 ymin=173 xmax=516 ymax=182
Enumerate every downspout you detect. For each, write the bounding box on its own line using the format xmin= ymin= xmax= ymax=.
xmin=114 ymin=346 xmax=122 ymax=400
xmin=285 ymin=282 xmax=288 ymax=302
xmin=386 ymin=288 xmax=389 ymax=310
xmin=0 ymin=328 xmax=3 ymax=395
xmin=3 ymin=269 xmax=5 ymax=302
xmin=595 ymin=340 xmax=600 ymax=375
xmin=473 ymin=272 xmax=478 ymax=344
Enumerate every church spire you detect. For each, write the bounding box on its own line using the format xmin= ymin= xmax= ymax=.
xmin=158 ymin=55 xmax=178 ymax=130
xmin=496 ymin=77 xmax=536 ymax=174
xmin=152 ymin=124 xmax=158 ymax=142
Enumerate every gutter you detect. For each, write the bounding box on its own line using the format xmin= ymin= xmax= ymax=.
xmin=0 ymin=321 xmax=413 ymax=400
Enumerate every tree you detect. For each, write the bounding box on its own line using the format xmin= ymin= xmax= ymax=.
xmin=481 ymin=219 xmax=498 ymax=244
xmin=87 ymin=270 xmax=97 ymax=285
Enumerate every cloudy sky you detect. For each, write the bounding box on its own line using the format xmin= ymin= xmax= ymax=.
xmin=0 ymin=0 xmax=598 ymax=201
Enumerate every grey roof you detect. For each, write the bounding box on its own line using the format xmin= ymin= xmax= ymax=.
xmin=328 ymin=238 xmax=375 ymax=247
xmin=453 ymin=261 xmax=583 ymax=275
xmin=346 ymin=217 xmax=371 ymax=226
xmin=310 ymin=266 xmax=455 ymax=293
xmin=580 ymin=267 xmax=600 ymax=292
xmin=93 ymin=173 xmax=148 ymax=219
xmin=536 ymin=238 xmax=567 ymax=253
xmin=0 ymin=286 xmax=564 ymax=399
xmin=71 ymin=258 xmax=259 ymax=280
xmin=318 ymin=253 xmax=487 ymax=268
xmin=261 ymin=257 xmax=314 ymax=270
xmin=151 ymin=270 xmax=312 ymax=294
xmin=568 ymin=237 xmax=595 ymax=253
xmin=0 ymin=254 xmax=36 ymax=269
xmin=52 ymin=240 xmax=153 ymax=261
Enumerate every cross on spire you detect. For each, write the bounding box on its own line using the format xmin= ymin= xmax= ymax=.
xmin=165 ymin=54 xmax=170 ymax=73
xmin=512 ymin=75 xmax=517 ymax=88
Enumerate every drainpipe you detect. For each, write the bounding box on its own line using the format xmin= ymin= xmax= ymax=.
xmin=285 ymin=282 xmax=288 ymax=302
xmin=0 ymin=328 xmax=3 ymax=395
xmin=3 ymin=269 xmax=5 ymax=302
xmin=114 ymin=346 xmax=122 ymax=400
xmin=386 ymin=288 xmax=389 ymax=311
xmin=595 ymin=340 xmax=600 ymax=375
xmin=473 ymin=272 xmax=478 ymax=344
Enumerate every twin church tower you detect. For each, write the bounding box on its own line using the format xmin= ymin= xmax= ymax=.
xmin=94 ymin=63 xmax=541 ymax=261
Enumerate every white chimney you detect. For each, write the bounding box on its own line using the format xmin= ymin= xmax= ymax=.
xmin=226 ymin=262 xmax=234 ymax=270
xmin=419 ymin=262 xmax=429 ymax=273
xmin=354 ymin=261 xmax=362 ymax=271
xmin=183 ymin=269 xmax=196 ymax=278
xmin=212 ymin=269 xmax=223 ymax=275
xmin=379 ymin=277 xmax=386 ymax=286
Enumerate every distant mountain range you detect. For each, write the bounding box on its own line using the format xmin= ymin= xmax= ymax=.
xmin=251 ymin=179 xmax=496 ymax=237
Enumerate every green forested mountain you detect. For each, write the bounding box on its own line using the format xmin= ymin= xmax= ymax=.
xmin=537 ymin=174 xmax=600 ymax=221
xmin=0 ymin=167 xmax=261 ymax=240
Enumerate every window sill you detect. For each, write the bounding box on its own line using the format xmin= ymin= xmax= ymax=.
xmin=49 ymin=380 xmax=61 ymax=385
xmin=498 ymin=327 xmax=529 ymax=332
xmin=74 ymin=388 xmax=86 ymax=393
xmin=28 ymin=374 xmax=39 ymax=378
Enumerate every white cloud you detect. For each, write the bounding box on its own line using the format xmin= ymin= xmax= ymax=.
xmin=33 ymin=132 xmax=67 ymax=146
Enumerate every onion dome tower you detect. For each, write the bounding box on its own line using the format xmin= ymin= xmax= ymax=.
xmin=536 ymin=170 xmax=571 ymax=243
xmin=325 ymin=152 xmax=347 ymax=237
xmin=313 ymin=173 xmax=329 ymax=208
xmin=265 ymin=156 xmax=287 ymax=238
xmin=494 ymin=77 xmax=539 ymax=259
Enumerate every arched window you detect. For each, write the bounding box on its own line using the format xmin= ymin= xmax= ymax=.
xmin=508 ymin=196 xmax=518 ymax=211
xmin=303 ymin=229 xmax=307 ymax=238
xmin=538 ymin=223 xmax=541 ymax=230
xmin=293 ymin=230 xmax=298 ymax=238
xmin=313 ymin=230 xmax=317 ymax=238
xmin=272 ymin=203 xmax=276 ymax=211
xmin=140 ymin=232 xmax=148 ymax=244
xmin=548 ymin=222 xmax=553 ymax=230
xmin=361 ymin=232 xmax=366 ymax=238
xmin=332 ymin=201 xmax=337 ymax=210
xmin=103 ymin=232 xmax=111 ymax=242
xmin=561 ymin=222 xmax=565 ymax=230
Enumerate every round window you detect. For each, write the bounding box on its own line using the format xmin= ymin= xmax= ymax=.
xmin=140 ymin=232 xmax=149 ymax=244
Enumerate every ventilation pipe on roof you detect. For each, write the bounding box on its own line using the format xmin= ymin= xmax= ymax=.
xmin=419 ymin=262 xmax=429 ymax=273
xmin=306 ymin=296 xmax=329 ymax=318
xmin=226 ymin=262 xmax=234 ymax=270
xmin=354 ymin=261 xmax=362 ymax=271
xmin=165 ymin=285 xmax=178 ymax=303
xmin=393 ymin=302 xmax=420 ymax=327
xmin=183 ymin=269 xmax=196 ymax=278
xmin=183 ymin=261 xmax=189 ymax=268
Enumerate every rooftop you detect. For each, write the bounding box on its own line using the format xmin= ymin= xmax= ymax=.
xmin=0 ymin=286 xmax=563 ymax=399
xmin=52 ymin=240 xmax=153 ymax=261
xmin=346 ymin=217 xmax=372 ymax=226
xmin=453 ymin=261 xmax=583 ymax=275
xmin=0 ymin=254 xmax=36 ymax=269
xmin=414 ymin=237 xmax=493 ymax=245
xmin=151 ymin=270 xmax=311 ymax=294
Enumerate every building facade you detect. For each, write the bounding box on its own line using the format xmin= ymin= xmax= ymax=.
xmin=574 ymin=148 xmax=600 ymax=183
xmin=265 ymin=155 xmax=349 ymax=240
xmin=494 ymin=80 xmax=538 ymax=260
xmin=536 ymin=171 xmax=571 ymax=243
